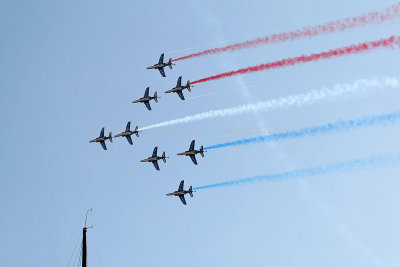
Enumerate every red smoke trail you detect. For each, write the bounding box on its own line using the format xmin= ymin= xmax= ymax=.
xmin=190 ymin=36 xmax=400 ymax=85
xmin=173 ymin=3 xmax=400 ymax=62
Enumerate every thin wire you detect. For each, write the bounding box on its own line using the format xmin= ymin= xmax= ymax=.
xmin=78 ymin=247 xmax=82 ymax=267
xmin=67 ymin=231 xmax=82 ymax=267
xmin=73 ymin=243 xmax=82 ymax=267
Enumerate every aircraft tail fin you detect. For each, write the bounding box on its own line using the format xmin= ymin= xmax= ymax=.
xmin=108 ymin=132 xmax=113 ymax=143
xmin=168 ymin=58 xmax=173 ymax=69
xmin=189 ymin=186 xmax=194 ymax=197
xmin=162 ymin=151 xmax=167 ymax=163
xmin=200 ymin=146 xmax=205 ymax=157
xmin=187 ymin=81 xmax=191 ymax=92
xmin=154 ymin=91 xmax=159 ymax=103
xmin=135 ymin=126 xmax=139 ymax=137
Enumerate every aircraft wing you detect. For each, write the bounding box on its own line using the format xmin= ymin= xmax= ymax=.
xmin=126 ymin=135 xmax=133 ymax=145
xmin=144 ymin=87 xmax=150 ymax=97
xmin=100 ymin=141 xmax=107 ymax=150
xmin=158 ymin=68 xmax=166 ymax=77
xmin=178 ymin=180 xmax=184 ymax=191
xmin=158 ymin=53 xmax=164 ymax=64
xmin=179 ymin=195 xmax=187 ymax=205
xmin=100 ymin=127 xmax=105 ymax=137
xmin=126 ymin=121 xmax=131 ymax=131
xmin=144 ymin=101 xmax=152 ymax=110
xmin=190 ymin=155 xmax=198 ymax=165
xmin=152 ymin=146 xmax=158 ymax=157
xmin=177 ymin=76 xmax=182 ymax=87
xmin=177 ymin=90 xmax=185 ymax=100
xmin=152 ymin=161 xmax=160 ymax=171
xmin=189 ymin=140 xmax=195 ymax=151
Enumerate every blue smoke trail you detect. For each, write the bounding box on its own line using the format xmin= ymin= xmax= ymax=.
xmin=204 ymin=111 xmax=400 ymax=150
xmin=194 ymin=153 xmax=400 ymax=190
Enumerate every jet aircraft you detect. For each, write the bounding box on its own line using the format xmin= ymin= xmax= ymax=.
xmin=114 ymin=121 xmax=140 ymax=145
xmin=164 ymin=76 xmax=193 ymax=100
xmin=177 ymin=140 xmax=206 ymax=165
xmin=89 ymin=127 xmax=112 ymax=150
xmin=146 ymin=53 xmax=174 ymax=77
xmin=132 ymin=87 xmax=159 ymax=111
xmin=166 ymin=180 xmax=195 ymax=205
xmin=140 ymin=146 xmax=168 ymax=171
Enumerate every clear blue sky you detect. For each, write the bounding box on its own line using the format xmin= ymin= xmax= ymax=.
xmin=1 ymin=0 xmax=400 ymax=266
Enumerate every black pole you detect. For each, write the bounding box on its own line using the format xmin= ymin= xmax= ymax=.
xmin=82 ymin=227 xmax=87 ymax=267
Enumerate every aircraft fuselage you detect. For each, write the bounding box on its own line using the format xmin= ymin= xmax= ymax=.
xmin=147 ymin=64 xmax=161 ymax=69
xmin=177 ymin=150 xmax=198 ymax=156
xmin=166 ymin=190 xmax=187 ymax=196
xmin=165 ymin=86 xmax=186 ymax=94
xmin=89 ymin=137 xmax=107 ymax=143
xmin=140 ymin=156 xmax=159 ymax=162
xmin=133 ymin=96 xmax=153 ymax=103
xmin=147 ymin=62 xmax=170 ymax=69
xmin=114 ymin=131 xmax=133 ymax=138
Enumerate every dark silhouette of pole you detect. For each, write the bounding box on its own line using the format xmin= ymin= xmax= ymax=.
xmin=82 ymin=208 xmax=92 ymax=267
xmin=82 ymin=227 xmax=87 ymax=267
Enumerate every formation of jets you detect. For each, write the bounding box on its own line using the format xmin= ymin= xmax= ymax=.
xmin=90 ymin=53 xmax=207 ymax=205
xmin=90 ymin=128 xmax=207 ymax=169
xmin=134 ymin=54 xmax=197 ymax=111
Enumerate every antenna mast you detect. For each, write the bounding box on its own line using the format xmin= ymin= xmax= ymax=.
xmin=82 ymin=209 xmax=92 ymax=267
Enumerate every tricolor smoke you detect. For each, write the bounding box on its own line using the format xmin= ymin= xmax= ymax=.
xmin=193 ymin=152 xmax=400 ymax=190
xmin=190 ymin=36 xmax=400 ymax=85
xmin=139 ymin=77 xmax=399 ymax=131
xmin=174 ymin=3 xmax=400 ymax=61
xmin=204 ymin=110 xmax=400 ymax=150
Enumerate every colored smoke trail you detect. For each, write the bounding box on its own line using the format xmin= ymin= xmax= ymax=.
xmin=204 ymin=111 xmax=400 ymax=150
xmin=190 ymin=36 xmax=400 ymax=85
xmin=174 ymin=3 xmax=400 ymax=61
xmin=166 ymin=40 xmax=233 ymax=55
xmin=193 ymin=152 xmax=400 ymax=190
xmin=139 ymin=77 xmax=399 ymax=131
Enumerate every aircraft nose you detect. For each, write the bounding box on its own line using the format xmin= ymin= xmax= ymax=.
xmin=146 ymin=66 xmax=152 ymax=69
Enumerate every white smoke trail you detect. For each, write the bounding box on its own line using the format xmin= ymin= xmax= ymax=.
xmin=186 ymin=93 xmax=218 ymax=101
xmin=140 ymin=77 xmax=399 ymax=131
